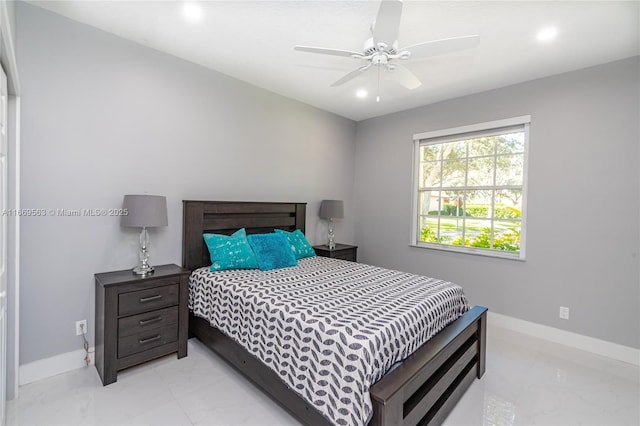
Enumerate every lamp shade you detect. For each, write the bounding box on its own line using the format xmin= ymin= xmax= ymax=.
xmin=121 ymin=195 xmax=168 ymax=228
xmin=319 ymin=200 xmax=344 ymax=220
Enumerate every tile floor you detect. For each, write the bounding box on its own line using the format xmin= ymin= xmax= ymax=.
xmin=7 ymin=325 xmax=640 ymax=425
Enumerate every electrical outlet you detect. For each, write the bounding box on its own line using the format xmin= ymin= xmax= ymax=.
xmin=75 ymin=319 xmax=87 ymax=336
xmin=559 ymin=306 xmax=570 ymax=320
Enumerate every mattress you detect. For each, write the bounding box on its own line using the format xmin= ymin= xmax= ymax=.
xmin=189 ymin=256 xmax=469 ymax=426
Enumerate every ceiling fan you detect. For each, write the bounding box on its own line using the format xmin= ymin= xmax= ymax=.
xmin=294 ymin=0 xmax=479 ymax=100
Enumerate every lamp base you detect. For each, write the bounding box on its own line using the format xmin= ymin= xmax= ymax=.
xmin=328 ymin=218 xmax=336 ymax=250
xmin=133 ymin=227 xmax=154 ymax=275
xmin=132 ymin=264 xmax=154 ymax=275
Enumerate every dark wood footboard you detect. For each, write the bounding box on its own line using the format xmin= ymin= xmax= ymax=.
xmin=369 ymin=305 xmax=487 ymax=425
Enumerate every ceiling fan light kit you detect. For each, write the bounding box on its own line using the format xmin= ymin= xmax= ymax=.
xmin=294 ymin=0 xmax=480 ymax=100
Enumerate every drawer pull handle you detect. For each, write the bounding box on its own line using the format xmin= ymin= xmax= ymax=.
xmin=139 ymin=295 xmax=163 ymax=303
xmin=139 ymin=316 xmax=162 ymax=326
xmin=139 ymin=335 xmax=162 ymax=344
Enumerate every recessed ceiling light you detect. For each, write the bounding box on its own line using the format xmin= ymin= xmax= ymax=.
xmin=537 ymin=27 xmax=558 ymax=42
xmin=356 ymin=89 xmax=368 ymax=99
xmin=183 ymin=2 xmax=203 ymax=22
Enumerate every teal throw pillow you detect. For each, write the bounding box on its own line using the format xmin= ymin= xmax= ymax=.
xmin=274 ymin=229 xmax=316 ymax=260
xmin=203 ymin=228 xmax=258 ymax=271
xmin=247 ymin=233 xmax=297 ymax=271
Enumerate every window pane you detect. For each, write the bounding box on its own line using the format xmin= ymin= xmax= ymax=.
xmin=495 ymin=189 xmax=522 ymax=219
xmin=468 ymin=138 xmax=495 ymax=157
xmin=467 ymin=157 xmax=494 ymax=187
xmin=443 ymin=141 xmax=466 ymax=159
xmin=441 ymin=190 xmax=465 ymax=217
xmin=420 ymin=161 xmax=441 ymax=187
xmin=418 ymin=190 xmax=441 ymax=215
xmin=465 ymin=190 xmax=492 ymax=219
xmin=496 ymin=154 xmax=524 ymax=186
xmin=419 ymin=217 xmax=440 ymax=243
xmin=439 ymin=216 xmax=462 ymax=244
xmin=421 ymin=145 xmax=441 ymax=161
xmin=441 ymin=159 xmax=466 ymax=187
xmin=497 ymin=133 xmax=525 ymax=154
xmin=493 ymin=221 xmax=521 ymax=252
xmin=464 ymin=219 xmax=492 ymax=249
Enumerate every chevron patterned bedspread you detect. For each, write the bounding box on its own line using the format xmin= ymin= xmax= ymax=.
xmin=188 ymin=256 xmax=469 ymax=426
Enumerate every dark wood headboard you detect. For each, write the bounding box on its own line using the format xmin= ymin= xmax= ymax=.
xmin=182 ymin=200 xmax=307 ymax=271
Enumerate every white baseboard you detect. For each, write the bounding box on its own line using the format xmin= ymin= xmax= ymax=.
xmin=19 ymin=347 xmax=95 ymax=386
xmin=488 ymin=312 xmax=640 ymax=366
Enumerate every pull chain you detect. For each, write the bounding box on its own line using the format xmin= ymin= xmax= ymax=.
xmin=376 ymin=66 xmax=381 ymax=103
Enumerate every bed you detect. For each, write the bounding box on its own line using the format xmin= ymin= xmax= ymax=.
xmin=183 ymin=200 xmax=487 ymax=425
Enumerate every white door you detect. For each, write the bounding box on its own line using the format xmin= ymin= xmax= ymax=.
xmin=0 ymin=64 xmax=8 ymax=426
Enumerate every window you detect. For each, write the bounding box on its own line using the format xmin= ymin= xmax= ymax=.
xmin=411 ymin=116 xmax=530 ymax=260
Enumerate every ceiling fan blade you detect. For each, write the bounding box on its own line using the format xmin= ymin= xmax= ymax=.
xmin=372 ymin=0 xmax=403 ymax=45
xmin=390 ymin=64 xmax=422 ymax=90
xmin=294 ymin=45 xmax=362 ymax=58
xmin=330 ymin=65 xmax=371 ymax=87
xmin=401 ymin=35 xmax=480 ymax=60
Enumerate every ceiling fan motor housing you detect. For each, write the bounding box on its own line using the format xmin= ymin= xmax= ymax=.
xmin=372 ymin=53 xmax=389 ymax=66
xmin=363 ymin=37 xmax=398 ymax=56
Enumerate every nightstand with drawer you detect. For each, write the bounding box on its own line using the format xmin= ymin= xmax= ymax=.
xmin=94 ymin=264 xmax=190 ymax=385
xmin=313 ymin=243 xmax=358 ymax=262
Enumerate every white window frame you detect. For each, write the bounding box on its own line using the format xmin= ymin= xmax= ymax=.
xmin=410 ymin=116 xmax=531 ymax=260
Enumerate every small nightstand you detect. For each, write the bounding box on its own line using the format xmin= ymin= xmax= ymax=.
xmin=313 ymin=243 xmax=358 ymax=262
xmin=94 ymin=264 xmax=190 ymax=385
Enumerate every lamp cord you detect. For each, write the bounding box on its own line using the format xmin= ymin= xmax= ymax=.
xmin=81 ymin=325 xmax=90 ymax=366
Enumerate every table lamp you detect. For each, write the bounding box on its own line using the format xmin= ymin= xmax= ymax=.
xmin=121 ymin=194 xmax=168 ymax=275
xmin=319 ymin=200 xmax=344 ymax=250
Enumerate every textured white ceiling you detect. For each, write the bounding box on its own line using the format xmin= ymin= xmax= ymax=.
xmin=28 ymin=1 xmax=640 ymax=121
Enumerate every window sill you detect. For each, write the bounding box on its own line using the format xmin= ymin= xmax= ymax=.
xmin=410 ymin=242 xmax=526 ymax=261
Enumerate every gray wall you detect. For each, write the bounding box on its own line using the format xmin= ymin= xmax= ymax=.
xmin=354 ymin=57 xmax=640 ymax=349
xmin=16 ymin=0 xmax=640 ymax=367
xmin=17 ymin=2 xmax=356 ymax=364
